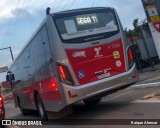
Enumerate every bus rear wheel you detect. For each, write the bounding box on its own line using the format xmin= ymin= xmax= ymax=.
xmin=83 ymin=97 xmax=102 ymax=106
xmin=36 ymin=94 xmax=48 ymax=121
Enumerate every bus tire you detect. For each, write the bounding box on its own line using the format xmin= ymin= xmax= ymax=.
xmin=18 ymin=97 xmax=27 ymax=116
xmin=83 ymin=97 xmax=102 ymax=106
xmin=36 ymin=94 xmax=48 ymax=121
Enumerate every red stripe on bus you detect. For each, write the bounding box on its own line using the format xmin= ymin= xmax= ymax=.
xmin=28 ymin=76 xmax=62 ymax=104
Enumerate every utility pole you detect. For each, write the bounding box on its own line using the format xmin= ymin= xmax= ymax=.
xmin=0 ymin=47 xmax=14 ymax=61
xmin=141 ymin=0 xmax=160 ymax=59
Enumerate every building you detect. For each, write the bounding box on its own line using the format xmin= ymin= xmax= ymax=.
xmin=129 ymin=23 xmax=159 ymax=68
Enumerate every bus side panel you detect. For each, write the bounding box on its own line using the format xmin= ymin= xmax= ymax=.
xmin=28 ymin=23 xmax=65 ymax=112
xmin=29 ymin=74 xmax=63 ymax=111
xmin=11 ymin=22 xmax=66 ymax=112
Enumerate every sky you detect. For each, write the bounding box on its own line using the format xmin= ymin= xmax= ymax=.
xmin=0 ymin=0 xmax=146 ymax=82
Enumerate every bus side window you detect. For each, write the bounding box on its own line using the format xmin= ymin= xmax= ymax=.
xmin=18 ymin=55 xmax=28 ymax=81
xmin=24 ymin=47 xmax=36 ymax=77
xmin=40 ymin=25 xmax=52 ymax=63
xmin=31 ymin=32 xmax=45 ymax=70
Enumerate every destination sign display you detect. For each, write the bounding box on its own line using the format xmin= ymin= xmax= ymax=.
xmin=76 ymin=14 xmax=98 ymax=25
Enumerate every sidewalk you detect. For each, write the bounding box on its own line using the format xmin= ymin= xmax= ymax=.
xmin=137 ymin=63 xmax=160 ymax=84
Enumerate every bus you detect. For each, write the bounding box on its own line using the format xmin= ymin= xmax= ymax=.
xmin=7 ymin=7 xmax=138 ymax=120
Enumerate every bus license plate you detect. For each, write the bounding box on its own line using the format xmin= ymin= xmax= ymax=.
xmin=97 ymin=73 xmax=110 ymax=79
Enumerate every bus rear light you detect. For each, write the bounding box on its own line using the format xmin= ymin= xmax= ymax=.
xmin=0 ymin=104 xmax=3 ymax=108
xmin=128 ymin=48 xmax=133 ymax=61
xmin=58 ymin=64 xmax=74 ymax=85
xmin=0 ymin=96 xmax=3 ymax=108
xmin=127 ymin=48 xmax=134 ymax=69
xmin=51 ymin=13 xmax=54 ymax=17
xmin=58 ymin=65 xmax=66 ymax=79
xmin=51 ymin=82 xmax=57 ymax=87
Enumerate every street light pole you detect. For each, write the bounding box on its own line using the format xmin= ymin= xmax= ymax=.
xmin=0 ymin=47 xmax=14 ymax=61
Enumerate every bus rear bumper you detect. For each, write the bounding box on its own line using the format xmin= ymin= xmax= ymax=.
xmin=62 ymin=64 xmax=138 ymax=105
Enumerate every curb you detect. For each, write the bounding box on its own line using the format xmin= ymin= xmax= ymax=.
xmin=131 ymin=82 xmax=160 ymax=88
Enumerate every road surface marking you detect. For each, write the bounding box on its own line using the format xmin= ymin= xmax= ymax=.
xmin=131 ymin=82 xmax=160 ymax=88
xmin=132 ymin=99 xmax=160 ymax=103
xmin=103 ymin=90 xmax=132 ymax=101
xmin=132 ymin=92 xmax=160 ymax=103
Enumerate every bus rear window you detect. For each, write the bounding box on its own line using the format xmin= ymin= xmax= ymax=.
xmin=54 ymin=10 xmax=119 ymax=43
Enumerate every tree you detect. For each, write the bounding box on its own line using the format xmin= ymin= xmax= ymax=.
xmin=124 ymin=27 xmax=132 ymax=38
xmin=133 ymin=18 xmax=139 ymax=30
xmin=124 ymin=18 xmax=145 ymax=40
xmin=132 ymin=18 xmax=140 ymax=37
xmin=124 ymin=27 xmax=129 ymax=37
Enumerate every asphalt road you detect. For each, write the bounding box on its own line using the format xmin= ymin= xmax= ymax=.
xmin=3 ymin=85 xmax=160 ymax=128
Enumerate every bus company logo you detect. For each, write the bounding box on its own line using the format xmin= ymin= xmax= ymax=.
xmin=94 ymin=47 xmax=103 ymax=58
xmin=72 ymin=51 xmax=86 ymax=57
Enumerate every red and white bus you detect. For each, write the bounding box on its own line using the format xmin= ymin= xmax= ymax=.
xmin=7 ymin=7 xmax=138 ymax=120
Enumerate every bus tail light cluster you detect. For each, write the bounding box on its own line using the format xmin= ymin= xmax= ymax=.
xmin=58 ymin=64 xmax=74 ymax=85
xmin=0 ymin=96 xmax=5 ymax=117
xmin=0 ymin=96 xmax=3 ymax=108
xmin=127 ymin=48 xmax=134 ymax=69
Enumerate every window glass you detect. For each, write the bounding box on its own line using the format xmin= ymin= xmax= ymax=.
xmin=40 ymin=26 xmax=52 ymax=62
xmin=31 ymin=34 xmax=45 ymax=69
xmin=55 ymin=11 xmax=118 ymax=41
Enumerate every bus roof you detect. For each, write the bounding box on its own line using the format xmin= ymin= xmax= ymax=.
xmin=53 ymin=7 xmax=114 ymax=15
